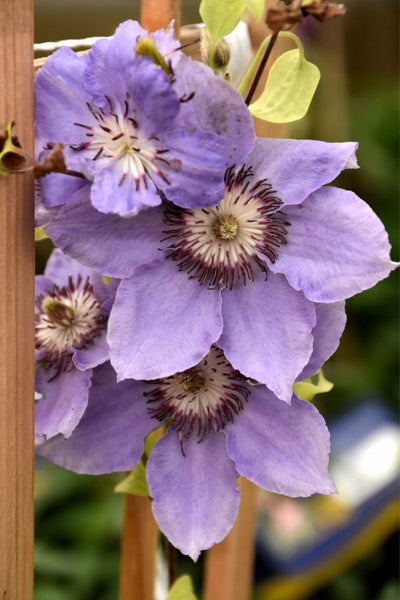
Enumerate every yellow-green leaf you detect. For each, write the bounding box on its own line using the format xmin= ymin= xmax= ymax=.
xmin=144 ymin=430 xmax=156 ymax=461
xmin=200 ymin=0 xmax=244 ymax=46
xmin=166 ymin=575 xmax=198 ymax=600
xmin=114 ymin=462 xmax=149 ymax=497
xmin=245 ymin=0 xmax=264 ymax=21
xmin=293 ymin=369 xmax=333 ymax=402
xmin=35 ymin=226 xmax=48 ymax=242
xmin=249 ymin=41 xmax=320 ymax=123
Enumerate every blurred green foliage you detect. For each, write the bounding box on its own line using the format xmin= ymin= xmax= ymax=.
xmin=35 ymin=464 xmax=122 ymax=599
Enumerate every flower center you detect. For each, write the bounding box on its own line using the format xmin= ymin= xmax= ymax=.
xmin=72 ymin=96 xmax=171 ymax=189
xmin=144 ymin=346 xmax=250 ymax=441
xmin=163 ymin=165 xmax=289 ymax=289
xmin=176 ymin=368 xmax=205 ymax=393
xmin=212 ymin=214 xmax=239 ymax=240
xmin=35 ymin=276 xmax=105 ymax=372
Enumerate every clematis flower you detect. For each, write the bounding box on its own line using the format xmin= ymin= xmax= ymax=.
xmin=39 ymin=138 xmax=397 ymax=401
xmin=35 ymin=248 xmax=117 ymax=443
xmin=35 ymin=20 xmax=254 ymax=217
xmin=35 ymin=346 xmax=336 ymax=561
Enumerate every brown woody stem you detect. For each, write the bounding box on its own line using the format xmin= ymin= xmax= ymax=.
xmin=245 ymin=30 xmax=279 ymax=106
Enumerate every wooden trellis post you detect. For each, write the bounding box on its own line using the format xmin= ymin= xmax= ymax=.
xmin=0 ymin=1 xmax=35 ymax=599
xmin=204 ymin=478 xmax=258 ymax=600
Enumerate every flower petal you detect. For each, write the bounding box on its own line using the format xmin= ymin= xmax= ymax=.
xmin=91 ymin=272 xmax=120 ymax=312
xmin=72 ymin=331 xmax=109 ymax=371
xmin=218 ymin=273 xmax=315 ymax=402
xmin=35 ymin=47 xmax=90 ymax=146
xmin=35 ymin=366 xmax=92 ymax=443
xmin=44 ymin=248 xmax=93 ymax=286
xmin=39 ymin=173 xmax=88 ymax=209
xmin=249 ymin=138 xmax=358 ymax=206
xmin=147 ymin=430 xmax=240 ymax=561
xmin=224 ymin=385 xmax=336 ymax=496
xmin=150 ymin=22 xmax=180 ymax=59
xmin=91 ymin=163 xmax=161 ymax=216
xmin=108 ymin=259 xmax=223 ymax=381
xmin=43 ymin=186 xmax=163 ymax=278
xmin=83 ymin=21 xmax=147 ymax=109
xmin=271 ymin=186 xmax=399 ymax=302
xmin=298 ymin=301 xmax=347 ymax=381
xmin=35 ymin=276 xmax=55 ymax=304
xmin=36 ymin=363 xmax=155 ymax=474
xmin=173 ymin=55 xmax=255 ymax=165
xmin=157 ymin=128 xmax=226 ymax=208
xmin=124 ymin=56 xmax=180 ymax=136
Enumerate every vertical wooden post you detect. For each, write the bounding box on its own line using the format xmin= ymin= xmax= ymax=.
xmin=204 ymin=478 xmax=258 ymax=600
xmin=140 ymin=0 xmax=182 ymax=34
xmin=0 ymin=1 xmax=35 ymax=599
xmin=119 ymin=495 xmax=159 ymax=600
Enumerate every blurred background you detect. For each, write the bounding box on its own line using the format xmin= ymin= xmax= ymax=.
xmin=34 ymin=1 xmax=399 ymax=598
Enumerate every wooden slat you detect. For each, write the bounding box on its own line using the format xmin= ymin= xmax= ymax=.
xmin=204 ymin=478 xmax=258 ymax=600
xmin=119 ymin=495 xmax=159 ymax=600
xmin=0 ymin=1 xmax=35 ymax=599
xmin=140 ymin=0 xmax=182 ymax=33
xmin=119 ymin=429 xmax=163 ymax=599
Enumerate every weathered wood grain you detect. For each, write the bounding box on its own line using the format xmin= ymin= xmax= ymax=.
xmin=0 ymin=1 xmax=35 ymax=598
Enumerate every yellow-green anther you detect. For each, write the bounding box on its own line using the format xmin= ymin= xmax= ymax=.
xmin=212 ymin=214 xmax=239 ymax=240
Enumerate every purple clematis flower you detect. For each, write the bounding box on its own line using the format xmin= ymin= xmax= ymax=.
xmin=35 ymin=20 xmax=254 ymax=216
xmin=35 ymin=248 xmax=117 ymax=444
xmin=36 ymin=346 xmax=336 ymax=561
xmin=39 ymin=138 xmax=398 ymax=402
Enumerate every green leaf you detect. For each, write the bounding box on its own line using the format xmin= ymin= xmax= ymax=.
xmin=200 ymin=0 xmax=245 ymax=46
xmin=114 ymin=462 xmax=149 ymax=497
xmin=114 ymin=432 xmax=157 ymax=496
xmin=166 ymin=575 xmax=198 ymax=600
xmin=35 ymin=226 xmax=48 ymax=242
xmin=143 ymin=430 xmax=156 ymax=461
xmin=293 ymin=369 xmax=333 ymax=402
xmin=249 ymin=36 xmax=320 ymax=123
xmin=244 ymin=0 xmax=264 ymax=21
